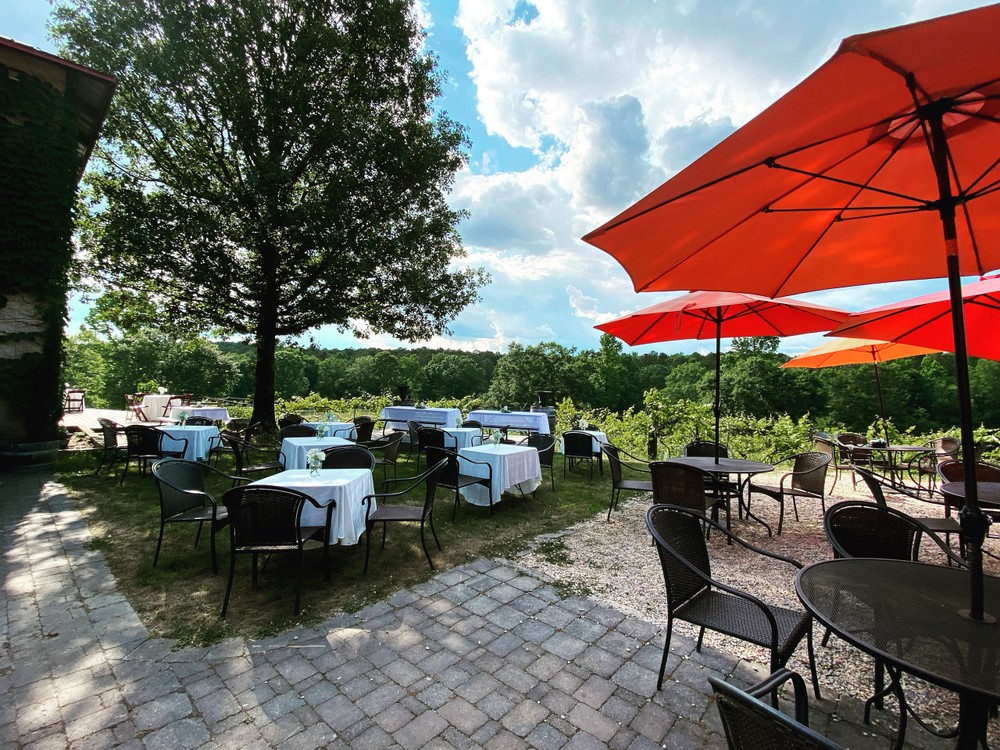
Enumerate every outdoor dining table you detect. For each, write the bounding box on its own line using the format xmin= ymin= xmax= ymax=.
xmin=166 ymin=406 xmax=231 ymax=422
xmin=458 ymin=444 xmax=542 ymax=507
xmin=156 ymin=425 xmax=219 ymax=461
xmin=796 ymin=558 xmax=1000 ymax=750
xmin=442 ymin=427 xmax=482 ymax=451
xmin=141 ymin=393 xmax=175 ymax=419
xmin=467 ymin=409 xmax=551 ymax=435
xmin=250 ymin=469 xmax=375 ymax=545
xmin=303 ymin=421 xmax=357 ymax=439
xmin=867 ymin=444 xmax=933 ymax=491
xmin=940 ymin=481 xmax=1000 ymax=518
xmin=379 ymin=406 xmax=461 ymax=431
xmin=281 ymin=436 xmax=354 ymax=471
xmin=665 ymin=456 xmax=774 ymax=532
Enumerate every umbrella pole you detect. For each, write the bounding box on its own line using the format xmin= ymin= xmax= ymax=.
xmin=931 ymin=111 xmax=991 ymax=622
xmin=870 ymin=356 xmax=891 ymax=448
xmin=714 ymin=312 xmax=721 ymax=464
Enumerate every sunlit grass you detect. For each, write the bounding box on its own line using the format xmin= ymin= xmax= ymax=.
xmin=54 ymin=445 xmax=633 ymax=645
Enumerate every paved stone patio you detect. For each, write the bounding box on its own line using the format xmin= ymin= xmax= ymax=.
xmin=1 ymin=470 xmax=958 ymax=748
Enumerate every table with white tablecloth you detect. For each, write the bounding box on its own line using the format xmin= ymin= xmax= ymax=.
xmin=458 ymin=444 xmax=542 ymax=507
xmin=380 ymin=406 xmax=462 ymax=431
xmin=466 ymin=410 xmax=551 ymax=435
xmin=303 ymin=421 xmax=357 ymax=439
xmin=281 ymin=436 xmax=355 ymax=470
xmin=442 ymin=427 xmax=482 ymax=451
xmin=250 ymin=469 xmax=375 ymax=545
xmin=157 ymin=425 xmax=220 ymax=461
xmin=141 ymin=394 xmax=175 ymax=420
xmin=558 ymin=430 xmax=608 ymax=453
xmin=167 ymin=406 xmax=231 ymax=422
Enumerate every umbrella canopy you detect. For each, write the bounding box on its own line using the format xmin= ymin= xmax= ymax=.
xmin=829 ymin=276 xmax=1000 ymax=361
xmin=582 ymin=5 xmax=1000 ymax=623
xmin=596 ymin=291 xmax=848 ymax=459
xmin=782 ymin=337 xmax=942 ymax=444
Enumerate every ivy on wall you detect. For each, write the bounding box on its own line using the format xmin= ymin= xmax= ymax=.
xmin=0 ymin=64 xmax=81 ymax=441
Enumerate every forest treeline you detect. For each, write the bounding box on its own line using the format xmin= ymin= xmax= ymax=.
xmin=63 ymin=329 xmax=1000 ymax=434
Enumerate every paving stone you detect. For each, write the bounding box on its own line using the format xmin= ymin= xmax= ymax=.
xmin=372 ymin=702 xmax=415 ymax=733
xmin=393 ymin=710 xmax=448 ymax=750
xmin=437 ymin=696 xmax=489 ymax=734
xmin=500 ymin=698 xmax=549 ymax=737
xmin=131 ymin=691 xmax=192 ymax=731
xmin=541 ymin=632 xmax=589 ymax=661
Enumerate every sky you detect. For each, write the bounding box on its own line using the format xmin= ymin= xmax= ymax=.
xmin=3 ymin=0 xmax=996 ymax=357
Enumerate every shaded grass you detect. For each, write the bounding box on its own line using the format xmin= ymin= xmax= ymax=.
xmin=54 ymin=446 xmax=632 ymax=646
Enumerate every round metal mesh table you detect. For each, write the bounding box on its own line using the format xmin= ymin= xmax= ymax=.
xmin=797 ymin=558 xmax=1000 ymax=748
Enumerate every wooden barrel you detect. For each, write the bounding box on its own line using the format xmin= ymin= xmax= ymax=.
xmin=0 ymin=439 xmax=61 ymax=471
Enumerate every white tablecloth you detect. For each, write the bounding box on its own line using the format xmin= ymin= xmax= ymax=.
xmin=157 ymin=425 xmax=220 ymax=461
xmin=380 ymin=406 xmax=462 ymax=431
xmin=303 ymin=421 xmax=357 ymax=439
xmin=250 ymin=469 xmax=375 ymax=545
xmin=467 ymin=410 xmax=551 ymax=435
xmin=458 ymin=444 xmax=542 ymax=506
xmin=281 ymin=436 xmax=355 ymax=470
xmin=167 ymin=406 xmax=230 ymax=422
xmin=443 ymin=427 xmax=481 ymax=451
xmin=142 ymin=394 xmax=175 ymax=419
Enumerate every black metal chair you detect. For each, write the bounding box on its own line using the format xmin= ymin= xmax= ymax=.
xmin=362 ymin=458 xmax=448 ymax=574
xmin=683 ymin=440 xmax=743 ymax=507
xmin=208 ymin=419 xmax=250 ymax=466
xmin=279 ymin=424 xmax=318 ymax=439
xmin=322 ymin=445 xmax=376 ymax=470
xmin=811 ymin=436 xmax=844 ymax=494
xmin=650 ymin=461 xmax=728 ymax=536
xmin=834 ymin=432 xmax=872 ymax=484
xmin=277 ymin=413 xmax=306 ymax=428
xmin=219 ymin=484 xmax=333 ymax=618
xmin=416 ymin=427 xmax=456 ymax=469
xmin=220 ymin=432 xmax=285 ymax=483
xmin=95 ymin=417 xmax=126 ymax=476
xmin=352 ymin=416 xmax=376 ymax=443
xmin=363 ymin=431 xmax=406 ymax=485
xmin=151 ymin=459 xmax=245 ymax=574
xmin=645 ymin=504 xmax=820 ymax=697
xmin=710 ymin=670 xmax=842 ymax=750
xmin=907 ymin=436 xmax=960 ymax=496
xmin=563 ymin=430 xmax=600 ymax=479
xmin=936 ymin=459 xmax=1000 ymax=520
xmin=120 ymin=425 xmax=187 ymax=484
xmin=527 ymin=434 xmax=556 ymax=492
xmin=183 ymin=415 xmax=215 ymax=426
xmin=748 ymin=452 xmax=831 ymax=534
xmin=853 ymin=466 xmax=963 ymax=557
xmin=602 ymin=443 xmax=653 ymax=520
xmin=426 ymin=446 xmax=494 ymax=520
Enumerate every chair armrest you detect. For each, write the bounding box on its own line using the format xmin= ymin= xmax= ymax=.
xmin=745 ymin=668 xmax=811 ymax=726
xmin=199 ymin=461 xmax=251 ymax=486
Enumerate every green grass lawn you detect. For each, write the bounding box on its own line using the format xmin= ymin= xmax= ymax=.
xmin=54 ymin=446 xmax=631 ymax=646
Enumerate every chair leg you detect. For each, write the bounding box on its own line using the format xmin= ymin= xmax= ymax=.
xmin=419 ymin=521 xmax=435 ymax=570
xmin=220 ymin=549 xmax=236 ymax=618
xmin=209 ymin=524 xmax=219 ymax=576
xmin=806 ymin=626 xmax=821 ymax=700
xmin=364 ymin=522 xmax=373 ymax=574
xmin=293 ymin=548 xmax=304 ymax=616
xmin=194 ymin=521 xmax=204 ymax=548
xmin=453 ymin=486 xmax=461 ymax=522
xmin=154 ymin=523 xmax=166 ymax=567
xmin=429 ymin=512 xmax=442 ymax=551
xmin=119 ymin=457 xmax=130 ymax=484
xmin=657 ymin=616 xmax=674 ymax=690
xmin=607 ymin=489 xmax=616 ymax=521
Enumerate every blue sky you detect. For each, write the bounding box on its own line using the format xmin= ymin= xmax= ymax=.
xmin=3 ymin=0 xmax=995 ymax=356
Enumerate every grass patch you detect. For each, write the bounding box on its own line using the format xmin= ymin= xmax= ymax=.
xmin=535 ymin=537 xmax=573 ymax=566
xmin=54 ymin=443 xmax=631 ymax=645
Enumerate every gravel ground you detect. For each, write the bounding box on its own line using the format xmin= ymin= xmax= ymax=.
xmin=513 ymin=469 xmax=1000 ymax=745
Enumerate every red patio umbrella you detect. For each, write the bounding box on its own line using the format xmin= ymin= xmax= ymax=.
xmin=782 ymin=337 xmax=943 ymax=445
xmin=582 ymin=5 xmax=1000 ymax=623
xmin=829 ymin=276 xmax=1000 ymax=362
xmin=596 ymin=291 xmax=848 ymax=460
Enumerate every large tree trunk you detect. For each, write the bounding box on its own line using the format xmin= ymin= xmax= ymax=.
xmin=249 ymin=247 xmax=279 ymax=429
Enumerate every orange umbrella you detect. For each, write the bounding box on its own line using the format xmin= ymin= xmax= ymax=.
xmin=582 ymin=5 xmax=1000 ymax=622
xmin=596 ymin=291 xmax=848 ymax=460
xmin=829 ymin=276 xmax=1000 ymax=361
xmin=782 ymin=337 xmax=942 ymax=444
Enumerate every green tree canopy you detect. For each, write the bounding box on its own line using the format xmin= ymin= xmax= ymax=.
xmin=54 ymin=0 xmax=486 ymax=426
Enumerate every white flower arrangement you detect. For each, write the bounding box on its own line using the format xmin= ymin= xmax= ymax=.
xmin=316 ymin=425 xmax=328 ymax=438
xmin=307 ymin=449 xmax=324 ymax=472
xmin=178 ymin=410 xmax=190 ymax=424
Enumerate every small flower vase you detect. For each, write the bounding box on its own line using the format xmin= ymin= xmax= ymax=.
xmin=310 ymin=464 xmax=320 ymax=477
xmin=491 ymin=432 xmax=501 ymax=445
